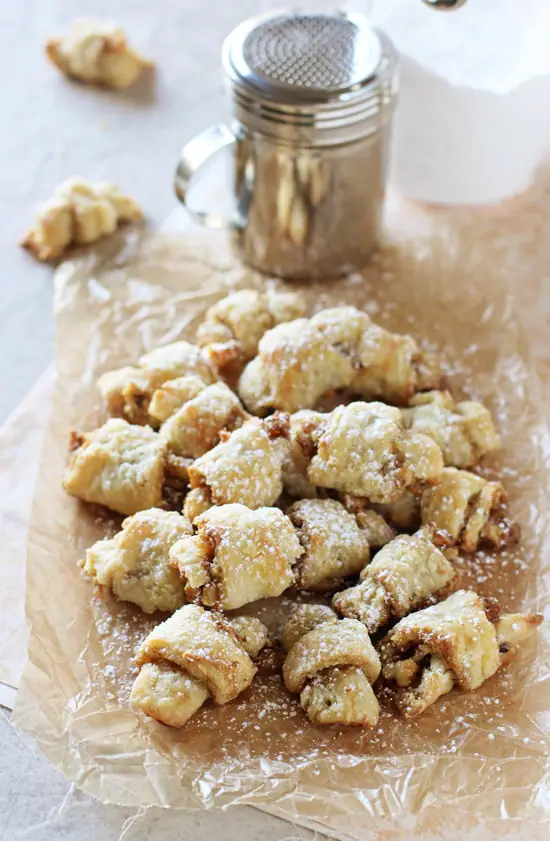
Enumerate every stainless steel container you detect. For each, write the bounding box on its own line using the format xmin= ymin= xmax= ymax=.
xmin=175 ymin=10 xmax=398 ymax=279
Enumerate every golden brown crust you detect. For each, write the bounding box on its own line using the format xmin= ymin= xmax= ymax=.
xmin=135 ymin=604 xmax=258 ymax=705
xmin=310 ymin=306 xmax=441 ymax=405
xmin=46 ymin=20 xmax=152 ymax=89
xmin=63 ymin=418 xmax=166 ymax=515
xmin=129 ymin=662 xmax=210 ymax=728
xmin=281 ymin=604 xmax=338 ymax=653
xmin=196 ymin=288 xmax=306 ymax=377
xmin=308 ymin=403 xmax=410 ymax=503
xmin=287 ymin=498 xmax=370 ymax=590
xmin=300 ymin=665 xmax=380 ymax=726
xmin=402 ymin=391 xmax=501 ymax=468
xmin=148 ymin=375 xmax=207 ymax=424
xmin=238 ymin=318 xmax=355 ymax=415
xmin=21 ymin=178 xmax=142 ymax=262
xmin=83 ymin=508 xmax=192 ymax=613
xmin=186 ymin=420 xmax=286 ymax=513
xmin=306 ymin=403 xmax=443 ymax=504
xmin=160 ymin=381 xmax=248 ymax=458
xmin=379 ymin=590 xmax=500 ymax=694
xmin=332 ymin=528 xmax=456 ymax=633
xmin=283 ymin=618 xmax=381 ymax=694
xmin=98 ymin=343 xmax=216 ymax=425
xmin=282 ymin=616 xmax=381 ymax=726
xmin=379 ymin=590 xmax=543 ymax=718
xmin=421 ymin=467 xmax=518 ymax=552
xmin=170 ymin=504 xmax=301 ymax=610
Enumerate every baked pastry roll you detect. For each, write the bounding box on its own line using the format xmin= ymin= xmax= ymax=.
xmin=170 ymin=504 xmax=301 ymax=610
xmin=281 ymin=410 xmax=324 ymax=498
xmin=239 ymin=307 xmax=440 ymax=415
xmin=332 ymin=527 xmax=455 ymax=633
xmin=184 ymin=416 xmax=288 ymax=521
xmin=196 ymin=288 xmax=305 ymax=377
xmin=63 ymin=418 xmax=166 ymax=515
xmin=282 ymin=609 xmax=381 ymax=725
xmin=336 ymin=494 xmax=396 ymax=548
xmin=281 ymin=604 xmax=338 ymax=653
xmin=159 ymin=379 xmax=248 ymax=458
xmin=379 ymin=589 xmax=542 ymax=718
xmin=401 ymin=390 xmax=500 ymax=468
xmin=83 ymin=508 xmax=192 ymax=613
xmin=148 ymin=374 xmax=207 ymax=424
xmin=98 ymin=341 xmax=216 ymax=424
xmin=310 ymin=306 xmax=440 ymax=405
xmin=287 ymin=499 xmax=371 ymax=590
xmin=46 ymin=19 xmax=152 ymax=89
xmin=21 ymin=178 xmax=142 ymax=262
xmin=307 ymin=402 xmax=443 ymax=504
xmin=371 ymin=492 xmax=421 ymax=531
xmin=130 ymin=605 xmax=268 ymax=727
xmin=238 ymin=318 xmax=355 ymax=415
xmin=421 ymin=467 xmax=518 ymax=552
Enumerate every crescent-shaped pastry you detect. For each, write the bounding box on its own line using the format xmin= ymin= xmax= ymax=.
xmin=196 ymin=288 xmax=305 ymax=379
xmin=98 ymin=341 xmax=216 ymax=425
xmin=282 ymin=608 xmax=381 ymax=726
xmin=83 ymin=508 xmax=192 ymax=613
xmin=378 ymin=590 xmax=542 ymax=717
xmin=170 ymin=504 xmax=301 ymax=610
xmin=401 ymin=390 xmax=500 ymax=468
xmin=183 ymin=416 xmax=289 ymax=521
xmin=130 ymin=605 xmax=268 ymax=727
xmin=307 ymin=402 xmax=443 ymax=504
xmin=421 ymin=467 xmax=518 ymax=552
xmin=332 ymin=527 xmax=455 ymax=633
xmin=63 ymin=418 xmax=166 ymax=515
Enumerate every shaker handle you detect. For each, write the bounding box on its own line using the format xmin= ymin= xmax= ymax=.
xmin=174 ymin=124 xmax=238 ymax=229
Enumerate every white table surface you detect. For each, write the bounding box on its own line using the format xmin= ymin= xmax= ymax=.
xmin=0 ymin=1 xmax=319 ymax=839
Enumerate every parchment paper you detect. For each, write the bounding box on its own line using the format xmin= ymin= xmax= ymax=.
xmin=0 ymin=369 xmax=52 ymax=706
xmin=9 ymin=190 xmax=550 ymax=834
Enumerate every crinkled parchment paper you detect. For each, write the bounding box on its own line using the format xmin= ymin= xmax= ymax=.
xmin=11 ymin=191 xmax=550 ymax=834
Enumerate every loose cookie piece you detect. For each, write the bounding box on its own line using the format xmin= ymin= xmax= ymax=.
xmin=46 ymin=19 xmax=152 ymax=89
xmin=21 ymin=178 xmax=142 ymax=262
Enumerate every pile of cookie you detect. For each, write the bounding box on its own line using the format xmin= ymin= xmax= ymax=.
xmin=62 ymin=287 xmax=542 ymax=729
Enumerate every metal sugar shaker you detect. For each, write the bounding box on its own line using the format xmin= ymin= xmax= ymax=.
xmin=174 ymin=11 xmax=398 ymax=280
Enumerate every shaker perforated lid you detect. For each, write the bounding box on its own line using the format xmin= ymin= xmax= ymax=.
xmin=222 ymin=11 xmax=398 ymax=145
